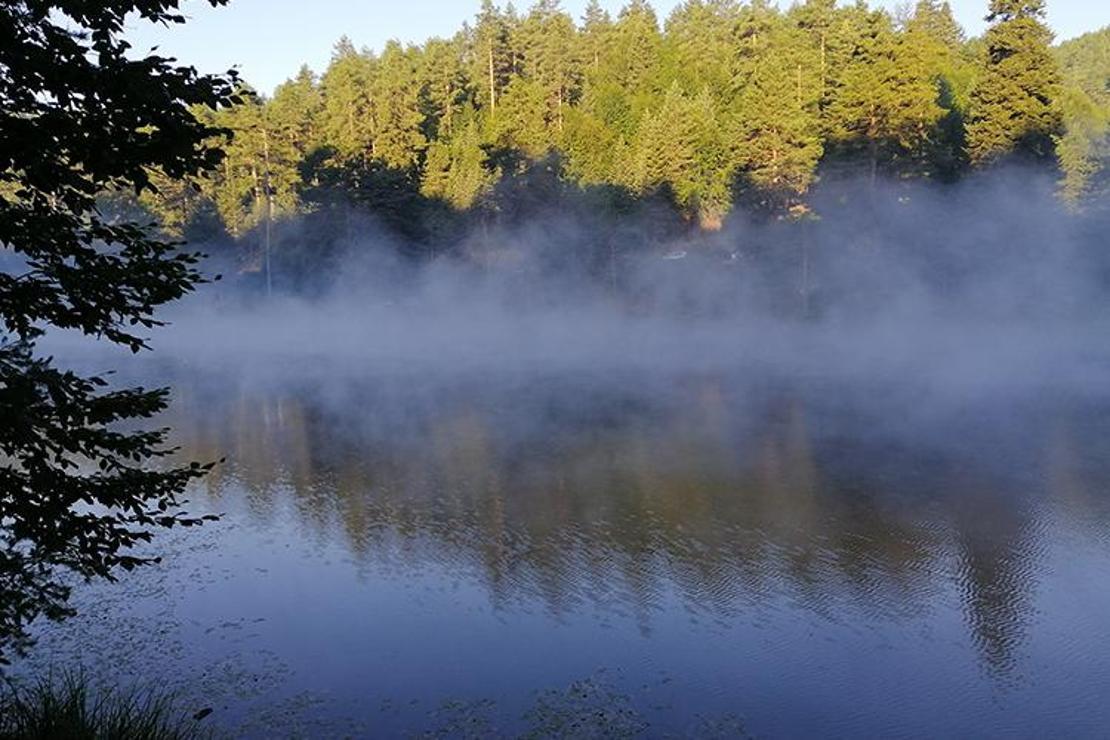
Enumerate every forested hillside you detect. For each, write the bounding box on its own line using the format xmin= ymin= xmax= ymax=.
xmin=132 ymin=0 xmax=1110 ymax=277
xmin=1055 ymin=27 xmax=1110 ymax=203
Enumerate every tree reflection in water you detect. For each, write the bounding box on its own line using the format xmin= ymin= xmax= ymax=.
xmin=162 ymin=367 xmax=1109 ymax=688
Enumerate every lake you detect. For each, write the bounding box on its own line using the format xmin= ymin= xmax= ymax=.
xmin=12 ymin=345 xmax=1110 ymax=738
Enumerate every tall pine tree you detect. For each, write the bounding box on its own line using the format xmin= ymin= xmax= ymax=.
xmin=966 ymin=0 xmax=1062 ymax=165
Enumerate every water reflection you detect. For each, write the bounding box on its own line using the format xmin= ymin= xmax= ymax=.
xmin=163 ymin=369 xmax=1110 ymax=685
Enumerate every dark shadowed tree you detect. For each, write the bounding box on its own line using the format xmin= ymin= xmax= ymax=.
xmin=0 ymin=0 xmax=236 ymax=661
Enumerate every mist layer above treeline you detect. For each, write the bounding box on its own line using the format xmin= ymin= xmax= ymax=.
xmin=116 ymin=0 xmax=1108 ymax=259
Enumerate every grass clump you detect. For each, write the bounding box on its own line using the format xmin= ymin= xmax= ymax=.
xmin=0 ymin=672 xmax=209 ymax=740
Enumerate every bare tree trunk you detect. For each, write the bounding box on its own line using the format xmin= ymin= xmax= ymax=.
xmin=444 ymin=83 xmax=453 ymax=135
xmin=488 ymin=44 xmax=496 ymax=113
xmin=820 ymin=32 xmax=826 ymax=103
xmin=262 ymin=128 xmax=273 ymax=298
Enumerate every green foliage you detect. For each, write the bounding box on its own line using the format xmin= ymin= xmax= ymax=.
xmin=579 ymin=0 xmax=614 ymax=77
xmin=370 ymin=42 xmax=429 ymax=171
xmin=422 ymin=118 xmax=499 ymax=209
xmin=418 ymin=36 xmax=471 ymax=141
xmin=492 ymin=77 xmax=555 ymax=156
xmin=789 ymin=0 xmax=861 ymax=117
xmin=731 ymin=11 xmax=823 ymax=210
xmin=0 ymin=0 xmax=234 ymax=660
xmin=560 ymin=107 xmax=626 ymax=186
xmin=470 ymin=0 xmax=517 ymax=113
xmin=612 ymin=1 xmax=663 ymax=85
xmin=905 ymin=0 xmax=973 ymax=178
xmin=631 ymin=85 xmax=732 ymax=227
xmin=1055 ymin=28 xmax=1110 ymax=206
xmin=319 ymin=38 xmax=376 ymax=159
xmin=662 ymin=0 xmax=741 ymax=96
xmin=1055 ymin=27 xmax=1110 ymax=108
xmin=967 ymin=0 xmax=1063 ymax=165
xmin=1055 ymin=84 xmax=1110 ymax=208
xmin=825 ymin=8 xmax=943 ymax=179
xmin=517 ymin=0 xmax=581 ymax=133
xmin=908 ymin=0 xmax=964 ymax=52
xmin=205 ymin=92 xmax=302 ymax=238
xmin=134 ymin=0 xmax=1108 ymax=241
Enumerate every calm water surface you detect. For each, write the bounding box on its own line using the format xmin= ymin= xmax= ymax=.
xmin=14 ymin=361 xmax=1110 ymax=738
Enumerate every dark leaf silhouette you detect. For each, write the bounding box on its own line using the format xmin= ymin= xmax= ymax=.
xmin=0 ymin=1 xmax=236 ymax=662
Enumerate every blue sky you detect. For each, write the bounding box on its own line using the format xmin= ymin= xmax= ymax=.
xmin=127 ymin=0 xmax=1109 ymax=95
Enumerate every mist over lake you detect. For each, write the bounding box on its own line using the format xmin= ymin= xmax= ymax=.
xmin=17 ymin=197 xmax=1110 ymax=735
xmin=15 ymin=357 xmax=1110 ymax=737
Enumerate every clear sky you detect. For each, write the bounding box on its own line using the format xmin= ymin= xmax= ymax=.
xmin=127 ymin=0 xmax=1109 ymax=95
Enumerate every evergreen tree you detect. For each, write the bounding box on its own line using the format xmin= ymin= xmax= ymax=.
xmin=905 ymin=0 xmax=972 ymax=177
xmin=662 ymin=0 xmax=740 ymax=96
xmin=209 ymin=95 xmax=269 ymax=237
xmin=269 ymin=65 xmax=324 ymax=158
xmin=561 ymin=107 xmax=626 ymax=185
xmin=1055 ymin=85 xmax=1109 ymax=207
xmin=418 ymin=36 xmax=471 ymax=141
xmin=907 ymin=0 xmax=963 ymax=51
xmin=422 ymin=117 xmax=499 ymax=209
xmin=204 ymin=91 xmax=303 ymax=241
xmin=319 ymin=38 xmax=376 ymax=159
xmin=470 ymin=0 xmax=516 ymax=114
xmin=1055 ymin=27 xmax=1110 ymax=109
xmin=117 ymin=0 xmax=1110 ymax=242
xmin=492 ymin=76 xmax=553 ymax=156
xmin=1054 ymin=29 xmax=1110 ymax=206
xmin=579 ymin=0 xmax=614 ymax=76
xmin=137 ymin=164 xmax=216 ymax=238
xmin=608 ymin=0 xmax=663 ymax=96
xmin=732 ymin=0 xmax=779 ymax=81
xmin=369 ymin=41 xmax=428 ymax=171
xmin=732 ymin=15 xmax=824 ymax=211
xmin=632 ymin=84 xmax=732 ymax=228
xmin=517 ymin=0 xmax=580 ymax=133
xmin=574 ymin=0 xmax=663 ymax=167
xmin=789 ymin=0 xmax=845 ymax=114
xmin=825 ymin=8 xmax=943 ymax=181
xmin=966 ymin=0 xmax=1063 ymax=165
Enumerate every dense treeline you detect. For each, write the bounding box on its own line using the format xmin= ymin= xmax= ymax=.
xmin=135 ymin=0 xmax=1109 ymax=274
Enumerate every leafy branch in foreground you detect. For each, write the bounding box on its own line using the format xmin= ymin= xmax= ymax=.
xmin=0 ymin=0 xmax=237 ymax=661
